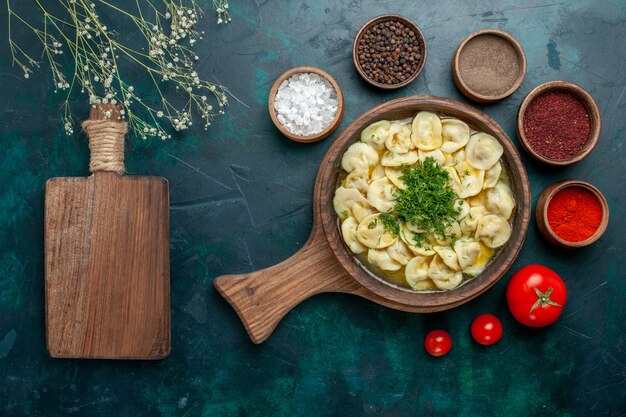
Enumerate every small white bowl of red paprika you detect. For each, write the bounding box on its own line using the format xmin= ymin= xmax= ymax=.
xmin=536 ymin=180 xmax=609 ymax=248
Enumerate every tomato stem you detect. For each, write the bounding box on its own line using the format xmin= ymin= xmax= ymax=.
xmin=529 ymin=287 xmax=561 ymax=313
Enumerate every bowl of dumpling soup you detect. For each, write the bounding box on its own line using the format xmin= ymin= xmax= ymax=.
xmin=320 ymin=96 xmax=530 ymax=311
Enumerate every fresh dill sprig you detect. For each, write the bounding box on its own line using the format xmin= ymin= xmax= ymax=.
xmin=379 ymin=212 xmax=400 ymax=234
xmin=381 ymin=157 xmax=459 ymax=242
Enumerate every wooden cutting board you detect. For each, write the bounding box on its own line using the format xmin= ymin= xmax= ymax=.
xmin=45 ymin=105 xmax=170 ymax=359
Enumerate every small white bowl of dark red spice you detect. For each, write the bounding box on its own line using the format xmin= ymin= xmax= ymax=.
xmin=352 ymin=15 xmax=427 ymax=89
xmin=517 ymin=80 xmax=601 ymax=166
xmin=535 ymin=180 xmax=609 ymax=248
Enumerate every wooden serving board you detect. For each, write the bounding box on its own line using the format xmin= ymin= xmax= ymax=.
xmin=214 ymin=179 xmax=423 ymax=344
xmin=215 ymin=96 xmax=531 ymax=344
xmin=45 ymin=106 xmax=170 ymax=359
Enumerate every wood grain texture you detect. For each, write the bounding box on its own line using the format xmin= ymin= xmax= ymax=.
xmin=214 ymin=176 xmax=429 ymax=344
xmin=45 ymin=171 xmax=170 ymax=359
xmin=213 ymin=226 xmax=360 ymax=344
xmin=268 ymin=66 xmax=344 ymax=143
xmin=215 ymin=95 xmax=531 ymax=344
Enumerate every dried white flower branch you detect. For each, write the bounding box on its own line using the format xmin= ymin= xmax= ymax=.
xmin=7 ymin=0 xmax=232 ymax=139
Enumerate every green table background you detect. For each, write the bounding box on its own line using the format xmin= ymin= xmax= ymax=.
xmin=1 ymin=1 xmax=625 ymax=416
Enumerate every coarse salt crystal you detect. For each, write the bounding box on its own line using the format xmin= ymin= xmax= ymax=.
xmin=273 ymin=72 xmax=338 ymax=136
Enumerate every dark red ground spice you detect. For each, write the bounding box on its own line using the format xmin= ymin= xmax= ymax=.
xmin=523 ymin=91 xmax=591 ymax=159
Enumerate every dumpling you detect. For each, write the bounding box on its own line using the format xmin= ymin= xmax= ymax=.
xmin=341 ymin=142 xmax=379 ymax=173
xmin=412 ymin=279 xmax=438 ymax=291
xmin=460 ymin=205 xmax=488 ymax=236
xmin=368 ymin=248 xmax=402 ymax=271
xmin=344 ymin=169 xmax=369 ymax=193
xmin=333 ymin=186 xmax=368 ymax=219
xmin=386 ymin=239 xmax=413 ymax=265
xmin=361 ymin=120 xmax=391 ymax=150
xmin=441 ymin=118 xmax=470 ymax=153
xmin=370 ymin=164 xmax=386 ymax=181
xmin=454 ymin=199 xmax=470 ymax=221
xmin=453 ymin=239 xmax=481 ymax=270
xmin=453 ymin=149 xmax=466 ymax=164
xmin=465 ymin=133 xmax=503 ymax=170
xmin=463 ymin=243 xmax=494 ymax=277
xmin=418 ymin=149 xmax=446 ymax=166
xmin=399 ymin=225 xmax=436 ymax=256
xmin=468 ymin=192 xmax=487 ymax=208
xmin=463 ymin=262 xmax=487 ymax=277
xmin=445 ymin=166 xmax=462 ymax=195
xmin=483 ymin=161 xmax=502 ymax=189
xmin=441 ymin=152 xmax=456 ymax=168
xmin=405 ymin=222 xmax=426 ymax=233
xmin=475 ymin=214 xmax=512 ymax=248
xmin=341 ymin=217 xmax=367 ymax=254
xmin=384 ymin=167 xmax=406 ymax=190
xmin=433 ymin=245 xmax=461 ymax=271
xmin=459 ymin=171 xmax=485 ymax=199
xmin=455 ymin=160 xmax=485 ymax=198
xmin=428 ymin=255 xmax=463 ymax=290
xmin=350 ymin=202 xmax=374 ymax=223
xmin=405 ymin=255 xmax=431 ymax=289
xmin=486 ymin=182 xmax=515 ymax=220
xmin=367 ymin=177 xmax=397 ymax=213
xmin=411 ymin=112 xmax=443 ymax=150
xmin=443 ymin=148 xmax=466 ymax=166
xmin=381 ymin=150 xmax=419 ymax=167
xmin=434 ymin=221 xmax=461 ymax=246
xmin=357 ymin=214 xmax=396 ymax=249
xmin=385 ymin=123 xmax=413 ymax=154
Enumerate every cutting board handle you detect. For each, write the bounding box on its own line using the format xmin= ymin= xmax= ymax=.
xmin=82 ymin=104 xmax=127 ymax=175
xmin=213 ymin=228 xmax=360 ymax=344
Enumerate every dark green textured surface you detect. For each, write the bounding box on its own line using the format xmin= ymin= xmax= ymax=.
xmin=1 ymin=1 xmax=625 ymax=416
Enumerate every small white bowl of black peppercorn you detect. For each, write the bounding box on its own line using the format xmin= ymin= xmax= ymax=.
xmin=353 ymin=15 xmax=427 ymax=89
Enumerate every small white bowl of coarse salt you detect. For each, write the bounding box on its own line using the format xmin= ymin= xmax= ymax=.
xmin=269 ymin=66 xmax=344 ymax=143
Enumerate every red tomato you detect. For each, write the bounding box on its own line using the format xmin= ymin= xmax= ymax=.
xmin=506 ymin=264 xmax=567 ymax=327
xmin=471 ymin=314 xmax=503 ymax=345
xmin=424 ymin=330 xmax=452 ymax=357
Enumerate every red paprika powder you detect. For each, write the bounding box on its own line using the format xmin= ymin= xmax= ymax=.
xmin=547 ymin=186 xmax=602 ymax=242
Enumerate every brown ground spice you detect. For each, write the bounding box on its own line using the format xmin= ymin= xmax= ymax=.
xmin=458 ymin=34 xmax=522 ymax=96
xmin=523 ymin=91 xmax=591 ymax=159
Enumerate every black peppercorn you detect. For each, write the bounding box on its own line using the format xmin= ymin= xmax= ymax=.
xmin=357 ymin=19 xmax=422 ymax=85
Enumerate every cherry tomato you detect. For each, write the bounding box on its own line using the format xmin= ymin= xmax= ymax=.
xmin=424 ymin=330 xmax=452 ymax=357
xmin=506 ymin=264 xmax=567 ymax=327
xmin=471 ymin=314 xmax=503 ymax=345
